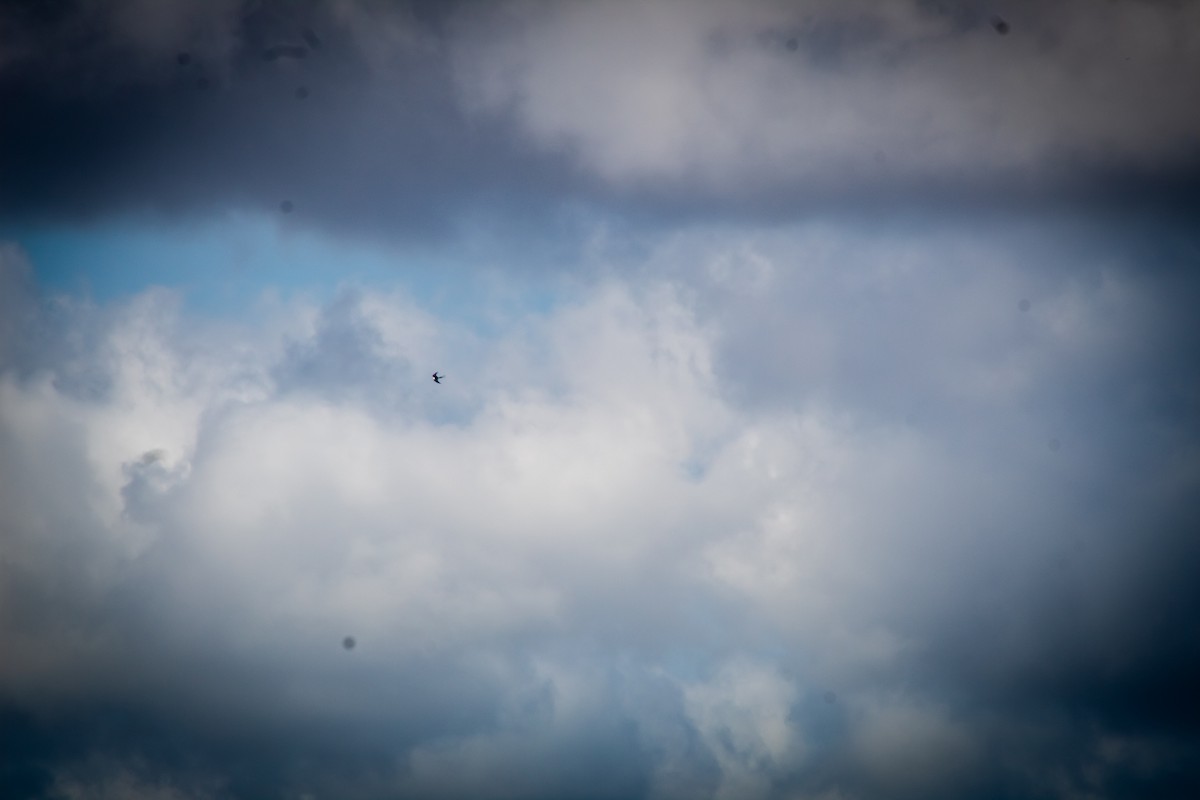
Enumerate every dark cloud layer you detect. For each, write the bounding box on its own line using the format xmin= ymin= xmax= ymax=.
xmin=0 ymin=0 xmax=580 ymax=242
xmin=3 ymin=0 xmax=1200 ymax=242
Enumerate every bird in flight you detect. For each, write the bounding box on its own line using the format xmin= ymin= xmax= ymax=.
xmin=432 ymin=372 xmax=443 ymax=384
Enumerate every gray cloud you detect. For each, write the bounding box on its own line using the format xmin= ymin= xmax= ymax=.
xmin=3 ymin=0 xmax=1199 ymax=243
xmin=450 ymin=0 xmax=1200 ymax=192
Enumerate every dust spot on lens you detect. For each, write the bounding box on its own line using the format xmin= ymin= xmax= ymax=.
xmin=177 ymin=52 xmax=191 ymax=66
xmin=1018 ymin=298 xmax=1030 ymax=312
xmin=280 ymin=200 xmax=294 ymax=214
xmin=1048 ymin=438 xmax=1061 ymax=452
xmin=342 ymin=636 xmax=356 ymax=650
xmin=296 ymin=86 xmax=309 ymax=100
xmin=303 ymin=28 xmax=322 ymax=49
xmin=823 ymin=690 xmax=836 ymax=704
xmin=785 ymin=37 xmax=799 ymax=52
xmin=991 ymin=16 xmax=1010 ymax=35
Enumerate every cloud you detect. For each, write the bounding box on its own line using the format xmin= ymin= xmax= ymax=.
xmin=0 ymin=0 xmax=578 ymax=240
xmin=4 ymin=2 xmax=1200 ymax=796
xmin=682 ymin=659 xmax=801 ymax=800
xmin=449 ymin=0 xmax=1200 ymax=197
xmin=4 ymin=0 xmax=1199 ymax=243
xmin=3 ymin=217 xmax=1199 ymax=798
xmin=49 ymin=757 xmax=225 ymax=800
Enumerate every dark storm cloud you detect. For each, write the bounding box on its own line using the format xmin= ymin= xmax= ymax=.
xmin=0 ymin=0 xmax=581 ymax=241
xmin=0 ymin=655 xmax=537 ymax=799
xmin=3 ymin=0 xmax=1200 ymax=241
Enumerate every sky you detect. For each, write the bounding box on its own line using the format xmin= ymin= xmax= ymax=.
xmin=1 ymin=1 xmax=1199 ymax=798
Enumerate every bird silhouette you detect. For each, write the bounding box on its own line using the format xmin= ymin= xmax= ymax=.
xmin=432 ymin=372 xmax=443 ymax=384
